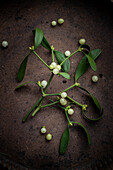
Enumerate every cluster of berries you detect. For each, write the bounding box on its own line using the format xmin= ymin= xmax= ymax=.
xmin=49 ymin=62 xmax=61 ymax=75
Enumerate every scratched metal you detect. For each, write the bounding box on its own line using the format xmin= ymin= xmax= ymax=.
xmin=0 ymin=0 xmax=113 ymax=170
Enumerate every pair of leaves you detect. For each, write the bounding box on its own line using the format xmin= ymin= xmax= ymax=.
xmin=33 ymin=29 xmax=51 ymax=51
xmin=18 ymin=28 xmax=44 ymax=82
xmin=75 ymin=49 xmax=101 ymax=82
xmin=60 ymin=122 xmax=91 ymax=154
xmin=78 ymin=86 xmax=104 ymax=121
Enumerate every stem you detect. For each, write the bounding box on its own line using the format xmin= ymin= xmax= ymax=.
xmin=41 ymin=101 xmax=59 ymax=108
xmin=32 ymin=104 xmax=42 ymax=116
xmin=63 ymin=83 xmax=76 ymax=92
xmin=60 ymin=49 xmax=79 ymax=66
xmin=22 ymin=96 xmax=43 ymax=122
xmin=52 ymin=49 xmax=55 ymax=62
xmin=44 ymin=93 xmax=60 ymax=97
xmin=33 ymin=51 xmax=50 ymax=69
xmin=40 ymin=86 xmax=44 ymax=94
xmin=45 ymin=73 xmax=54 ymax=93
xmin=32 ymin=73 xmax=54 ymax=116
xmin=49 ymin=99 xmax=71 ymax=124
xmin=65 ymin=110 xmax=71 ymax=124
xmin=49 ymin=99 xmax=65 ymax=110
xmin=66 ymin=96 xmax=83 ymax=107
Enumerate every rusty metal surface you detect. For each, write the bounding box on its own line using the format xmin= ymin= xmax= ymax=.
xmin=0 ymin=0 xmax=113 ymax=169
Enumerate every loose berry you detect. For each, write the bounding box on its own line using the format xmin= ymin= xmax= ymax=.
xmin=68 ymin=108 xmax=74 ymax=115
xmin=41 ymin=80 xmax=47 ymax=88
xmin=61 ymin=92 xmax=67 ymax=98
xmin=46 ymin=133 xmax=52 ymax=140
xmin=58 ymin=18 xmax=64 ymax=24
xmin=92 ymin=75 xmax=98 ymax=82
xmin=53 ymin=68 xmax=59 ymax=75
xmin=51 ymin=21 xmax=57 ymax=26
xmin=2 ymin=41 xmax=8 ymax=48
xmin=41 ymin=126 xmax=46 ymax=134
xmin=79 ymin=38 xmax=86 ymax=45
xmin=65 ymin=50 xmax=71 ymax=57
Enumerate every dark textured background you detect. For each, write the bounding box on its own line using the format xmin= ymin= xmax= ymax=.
xmin=0 ymin=0 xmax=113 ymax=169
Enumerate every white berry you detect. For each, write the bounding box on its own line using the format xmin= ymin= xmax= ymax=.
xmin=65 ymin=50 xmax=71 ymax=57
xmin=53 ymin=68 xmax=59 ymax=75
xmin=92 ymin=75 xmax=98 ymax=82
xmin=49 ymin=64 xmax=54 ymax=69
xmin=79 ymin=38 xmax=86 ymax=45
xmin=51 ymin=21 xmax=57 ymax=26
xmin=41 ymin=126 xmax=46 ymax=134
xmin=55 ymin=65 xmax=61 ymax=71
xmin=2 ymin=41 xmax=8 ymax=48
xmin=60 ymin=98 xmax=67 ymax=105
xmin=51 ymin=62 xmax=57 ymax=68
xmin=41 ymin=80 xmax=47 ymax=88
xmin=61 ymin=92 xmax=67 ymax=98
xmin=58 ymin=18 xmax=64 ymax=24
xmin=46 ymin=134 xmax=52 ymax=140
xmin=68 ymin=108 xmax=74 ymax=115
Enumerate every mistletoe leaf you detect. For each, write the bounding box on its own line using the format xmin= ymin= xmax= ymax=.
xmin=59 ymin=126 xmax=70 ymax=154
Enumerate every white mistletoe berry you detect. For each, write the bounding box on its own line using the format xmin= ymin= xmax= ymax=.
xmin=60 ymin=98 xmax=67 ymax=105
xmin=51 ymin=62 xmax=57 ymax=68
xmin=51 ymin=21 xmax=57 ymax=26
xmin=58 ymin=18 xmax=64 ymax=24
xmin=60 ymin=92 xmax=67 ymax=98
xmin=53 ymin=68 xmax=59 ymax=75
xmin=55 ymin=65 xmax=61 ymax=71
xmin=41 ymin=126 xmax=46 ymax=134
xmin=41 ymin=80 xmax=47 ymax=88
xmin=46 ymin=133 xmax=52 ymax=140
xmin=68 ymin=108 xmax=74 ymax=115
xmin=92 ymin=75 xmax=98 ymax=82
xmin=65 ymin=50 xmax=71 ymax=57
xmin=2 ymin=41 xmax=8 ymax=48
xmin=79 ymin=38 xmax=86 ymax=45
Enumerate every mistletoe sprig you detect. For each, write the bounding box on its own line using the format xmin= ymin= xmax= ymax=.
xmin=15 ymin=27 xmax=103 ymax=154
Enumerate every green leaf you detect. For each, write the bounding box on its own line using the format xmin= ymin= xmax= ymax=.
xmin=15 ymin=81 xmax=38 ymax=90
xmin=89 ymin=49 xmax=101 ymax=60
xmin=41 ymin=35 xmax=51 ymax=51
xmin=17 ymin=53 xmax=30 ymax=82
xmin=75 ymin=49 xmax=101 ymax=82
xmin=60 ymin=126 xmax=70 ymax=154
xmin=82 ymin=108 xmax=104 ymax=121
xmin=34 ymin=27 xmax=44 ymax=49
xmin=86 ymin=54 xmax=97 ymax=71
xmin=54 ymin=50 xmax=70 ymax=73
xmin=75 ymin=56 xmax=89 ymax=82
xmin=78 ymin=86 xmax=101 ymax=110
xmin=72 ymin=122 xmax=91 ymax=145
xmin=59 ymin=72 xmax=71 ymax=80
xmin=78 ymin=86 xmax=104 ymax=121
